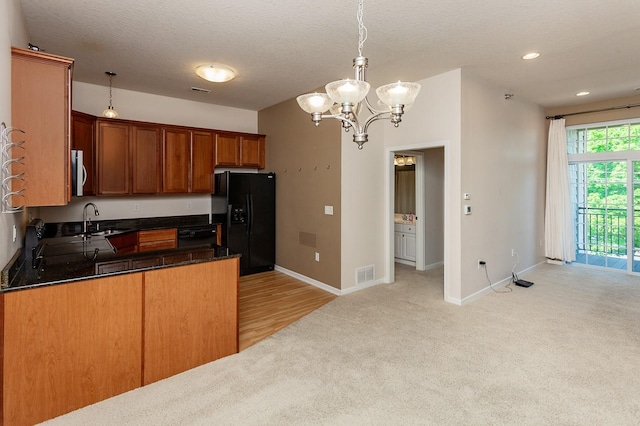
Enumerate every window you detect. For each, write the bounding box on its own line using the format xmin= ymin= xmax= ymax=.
xmin=568 ymin=119 xmax=640 ymax=272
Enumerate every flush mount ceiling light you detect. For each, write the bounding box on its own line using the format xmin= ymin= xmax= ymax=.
xmin=576 ymin=91 xmax=590 ymax=97
xmin=522 ymin=52 xmax=540 ymax=60
xmin=102 ymin=71 xmax=118 ymax=118
xmin=195 ymin=64 xmax=237 ymax=83
xmin=296 ymin=0 xmax=421 ymax=150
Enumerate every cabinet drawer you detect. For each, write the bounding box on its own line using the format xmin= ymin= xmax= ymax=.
xmin=95 ymin=259 xmax=131 ymax=274
xmin=131 ymin=257 xmax=162 ymax=269
xmin=402 ymin=224 xmax=415 ymax=234
xmin=162 ymin=253 xmax=191 ymax=265
xmin=138 ymin=229 xmax=177 ymax=243
xmin=139 ymin=240 xmax=176 ymax=252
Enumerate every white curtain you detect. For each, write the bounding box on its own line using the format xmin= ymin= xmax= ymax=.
xmin=544 ymin=118 xmax=576 ymax=262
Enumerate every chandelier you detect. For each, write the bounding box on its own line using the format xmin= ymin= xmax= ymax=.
xmin=296 ymin=0 xmax=421 ymax=149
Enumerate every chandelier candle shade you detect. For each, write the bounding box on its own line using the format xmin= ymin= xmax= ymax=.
xmin=102 ymin=71 xmax=118 ymax=118
xmin=296 ymin=0 xmax=421 ymax=149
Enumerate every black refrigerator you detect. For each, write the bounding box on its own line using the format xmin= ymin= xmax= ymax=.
xmin=213 ymin=172 xmax=275 ymax=276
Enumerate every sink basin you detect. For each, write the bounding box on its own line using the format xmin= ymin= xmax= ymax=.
xmin=74 ymin=229 xmax=122 ymax=238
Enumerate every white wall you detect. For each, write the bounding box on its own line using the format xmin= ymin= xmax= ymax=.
xmin=73 ymin=82 xmax=257 ymax=133
xmin=37 ymin=194 xmax=212 ymax=223
xmin=340 ymin=69 xmax=463 ymax=301
xmin=0 ymin=0 xmax=29 ymax=269
xmin=460 ymin=70 xmax=546 ymax=300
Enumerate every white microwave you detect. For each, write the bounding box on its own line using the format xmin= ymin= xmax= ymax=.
xmin=71 ymin=149 xmax=87 ymax=196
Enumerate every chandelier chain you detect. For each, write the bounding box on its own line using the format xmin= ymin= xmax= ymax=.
xmin=357 ymin=0 xmax=367 ymax=57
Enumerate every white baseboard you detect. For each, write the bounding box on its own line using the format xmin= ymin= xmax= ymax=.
xmin=395 ymin=258 xmax=416 ymax=267
xmin=274 ymin=265 xmax=386 ymax=296
xmin=460 ymin=260 xmax=546 ymax=305
xmin=274 ymin=265 xmax=341 ymax=295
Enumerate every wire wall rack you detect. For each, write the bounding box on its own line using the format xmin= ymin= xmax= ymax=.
xmin=1 ymin=122 xmax=26 ymax=213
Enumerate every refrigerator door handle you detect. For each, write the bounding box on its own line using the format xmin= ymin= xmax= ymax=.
xmin=226 ymin=204 xmax=233 ymax=229
xmin=246 ymin=194 xmax=253 ymax=234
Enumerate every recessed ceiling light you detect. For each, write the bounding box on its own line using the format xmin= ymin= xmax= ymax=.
xmin=521 ymin=52 xmax=540 ymax=60
xmin=576 ymin=91 xmax=590 ymax=97
xmin=195 ymin=64 xmax=236 ymax=83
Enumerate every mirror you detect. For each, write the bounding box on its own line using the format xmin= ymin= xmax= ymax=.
xmin=394 ymin=164 xmax=415 ymax=213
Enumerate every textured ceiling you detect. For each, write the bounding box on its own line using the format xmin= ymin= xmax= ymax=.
xmin=19 ymin=0 xmax=640 ymax=111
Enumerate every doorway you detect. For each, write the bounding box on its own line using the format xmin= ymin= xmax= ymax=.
xmin=387 ymin=143 xmax=447 ymax=298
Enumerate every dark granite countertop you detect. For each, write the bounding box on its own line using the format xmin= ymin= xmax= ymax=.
xmin=2 ymin=244 xmax=239 ymax=292
xmin=2 ymin=214 xmax=237 ymax=293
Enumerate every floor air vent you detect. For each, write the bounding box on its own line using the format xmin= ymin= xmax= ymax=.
xmin=356 ymin=265 xmax=375 ymax=285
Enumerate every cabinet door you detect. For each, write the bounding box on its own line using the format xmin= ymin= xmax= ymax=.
xmin=97 ymin=121 xmax=130 ymax=194
xmin=11 ymin=47 xmax=73 ymax=206
xmin=214 ymin=133 xmax=240 ymax=167
xmin=404 ymin=234 xmax=417 ymax=261
xmin=2 ymin=274 xmax=143 ymax=425
xmin=191 ymin=131 xmax=214 ymax=193
xmin=240 ymin=135 xmax=265 ymax=169
xmin=143 ymin=258 xmax=239 ymax=385
xmin=162 ymin=128 xmax=191 ymax=193
xmin=131 ymin=125 xmax=161 ymax=194
xmin=394 ymin=232 xmax=403 ymax=258
xmin=71 ymin=111 xmax=96 ymax=196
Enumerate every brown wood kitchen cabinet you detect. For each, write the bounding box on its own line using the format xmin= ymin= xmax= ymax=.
xmin=1 ymin=273 xmax=143 ymax=426
xmin=1 ymin=257 xmax=238 ymax=424
xmin=131 ymin=125 xmax=162 ymax=194
xmin=11 ymin=47 xmax=73 ymax=207
xmin=143 ymin=258 xmax=239 ymax=384
xmin=240 ymin=134 xmax=266 ymax=168
xmin=162 ymin=128 xmax=214 ymax=193
xmin=138 ymin=228 xmax=177 ymax=252
xmin=97 ymin=119 xmax=162 ymax=195
xmin=214 ymin=132 xmax=266 ymax=169
xmin=71 ymin=111 xmax=96 ymax=196
xmin=96 ymin=120 xmax=130 ymax=194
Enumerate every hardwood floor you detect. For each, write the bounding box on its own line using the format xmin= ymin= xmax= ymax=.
xmin=239 ymin=270 xmax=337 ymax=351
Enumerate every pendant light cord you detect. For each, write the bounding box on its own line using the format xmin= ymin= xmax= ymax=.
xmin=108 ymin=74 xmax=114 ymax=108
xmin=357 ymin=0 xmax=367 ymax=57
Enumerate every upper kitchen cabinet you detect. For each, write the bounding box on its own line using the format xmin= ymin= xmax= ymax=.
xmin=97 ymin=120 xmax=130 ymax=195
xmin=215 ymin=133 xmax=266 ymax=169
xmin=71 ymin=111 xmax=96 ymax=196
xmin=214 ymin=133 xmax=240 ymax=167
xmin=96 ymin=119 xmax=161 ymax=195
xmin=240 ymin=134 xmax=265 ymax=169
xmin=131 ymin=125 xmax=161 ymax=194
xmin=191 ymin=131 xmax=215 ymax=193
xmin=162 ymin=128 xmax=214 ymax=193
xmin=162 ymin=128 xmax=191 ymax=193
xmin=11 ymin=47 xmax=73 ymax=206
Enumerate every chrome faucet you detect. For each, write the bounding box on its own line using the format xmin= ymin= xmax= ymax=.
xmin=83 ymin=202 xmax=100 ymax=233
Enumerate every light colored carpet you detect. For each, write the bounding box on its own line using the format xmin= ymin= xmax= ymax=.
xmin=41 ymin=263 xmax=640 ymax=425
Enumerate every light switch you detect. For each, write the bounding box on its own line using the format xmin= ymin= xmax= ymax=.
xmin=463 ymin=193 xmax=471 ymax=200
xmin=464 ymin=205 xmax=472 ymax=215
xmin=325 ymin=205 xmax=333 ymax=215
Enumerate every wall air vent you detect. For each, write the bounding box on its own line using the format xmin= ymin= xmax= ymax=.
xmin=191 ymin=86 xmax=211 ymax=94
xmin=356 ymin=265 xmax=375 ymax=285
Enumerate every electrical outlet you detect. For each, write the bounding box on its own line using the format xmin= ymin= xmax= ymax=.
xmin=315 ymin=252 xmax=320 ymax=262
xmin=12 ymin=225 xmax=17 ymax=242
xmin=511 ymin=248 xmax=515 ymax=257
xmin=477 ymin=259 xmax=485 ymax=269
xmin=133 ymin=203 xmax=139 ymax=212
xmin=187 ymin=202 xmax=192 ymax=210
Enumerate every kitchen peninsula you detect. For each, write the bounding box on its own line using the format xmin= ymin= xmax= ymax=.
xmin=0 ymin=215 xmax=240 ymax=426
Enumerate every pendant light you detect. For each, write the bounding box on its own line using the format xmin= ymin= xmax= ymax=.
xmin=102 ymin=71 xmax=119 ymax=118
